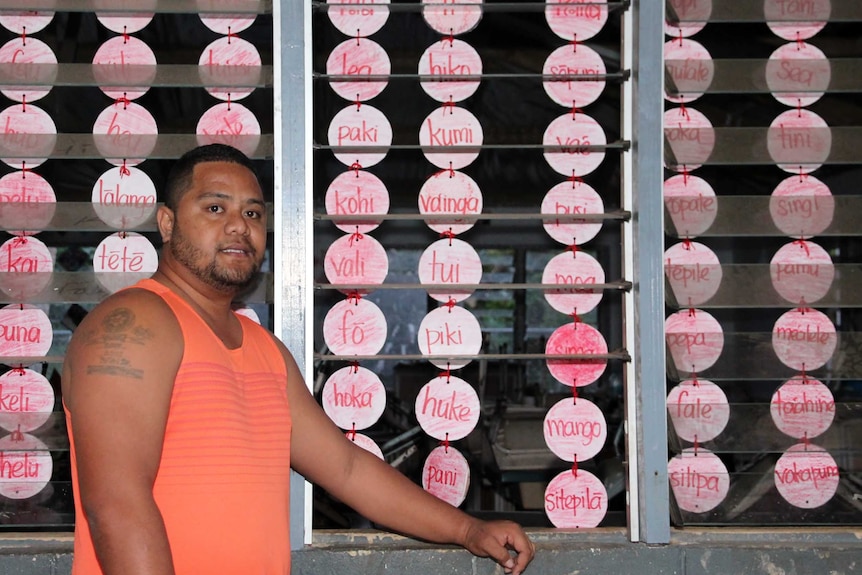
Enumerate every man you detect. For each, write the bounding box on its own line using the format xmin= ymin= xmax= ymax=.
xmin=62 ymin=144 xmax=535 ymax=575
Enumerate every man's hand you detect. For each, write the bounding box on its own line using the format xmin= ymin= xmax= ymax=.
xmin=460 ymin=518 xmax=535 ymax=575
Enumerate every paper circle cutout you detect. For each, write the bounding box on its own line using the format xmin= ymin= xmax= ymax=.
xmin=93 ymin=232 xmax=158 ymax=294
xmin=769 ymin=174 xmax=834 ymax=239
xmin=664 ymin=105 xmax=714 ymax=172
xmin=418 ymin=38 xmax=482 ymax=103
xmin=199 ymin=36 xmax=262 ymax=101
xmin=0 ymin=431 xmax=52 ymax=499
xmin=0 ymin=368 xmax=54 ymax=433
xmin=0 ymin=304 xmax=53 ymax=358
xmin=772 ymin=307 xmax=836 ymax=372
xmin=667 ymin=379 xmax=729 ymax=443
xmin=773 ymin=443 xmax=839 ymax=508
xmin=764 ymin=0 xmax=830 ymax=41
xmin=545 ymin=321 xmax=608 ymax=387
xmin=419 ymin=105 xmax=483 ymax=170
xmin=0 ymin=237 xmax=53 ymax=299
xmin=347 ymin=431 xmax=385 ymax=459
xmin=327 ymin=37 xmax=390 ymax=102
xmin=0 ymin=37 xmax=57 ymax=103
xmin=92 ymin=166 xmax=157 ymax=230
xmin=92 ymin=35 xmax=157 ymax=101
xmin=770 ymin=376 xmax=835 ymax=440
xmin=323 ymin=297 xmax=388 ymax=356
xmin=543 ymin=112 xmax=606 ymax=177
xmin=423 ymin=445 xmax=470 ymax=507
xmin=92 ymin=102 xmax=158 ymax=166
xmin=96 ymin=9 xmax=155 ymax=34
xmin=422 ymin=0 xmax=482 ymax=35
xmin=767 ymin=108 xmax=831 ymax=174
xmin=325 ymin=169 xmax=389 ymax=234
xmin=544 ymin=468 xmax=608 ymax=528
xmin=418 ymin=238 xmax=482 ymax=303
xmin=415 ymin=375 xmax=480 ymax=441
xmin=663 ymin=174 xmax=717 ymax=238
xmin=668 ymin=448 xmax=729 ymax=513
xmin=0 ymin=103 xmax=56 ymax=169
xmin=545 ymin=0 xmax=608 ymax=42
xmin=418 ymin=169 xmax=482 ymax=235
xmin=0 ymin=170 xmax=56 ymax=236
xmin=541 ymin=180 xmax=604 ymax=246
xmin=664 ymin=240 xmax=722 ymax=307
xmin=542 ymin=250 xmax=605 ymax=316
xmin=326 ymin=0 xmax=390 ymax=37
xmin=664 ymin=37 xmax=714 ymax=104
xmin=0 ymin=11 xmax=54 ymax=34
xmin=328 ymin=103 xmax=393 ymax=168
xmin=323 ymin=232 xmax=388 ymax=292
xmin=321 ymin=365 xmax=386 ymax=430
xmin=418 ymin=305 xmax=482 ymax=370
xmin=664 ymin=0 xmax=711 ymax=37
xmin=196 ymin=101 xmax=261 ymax=158
xmin=766 ymin=42 xmax=830 ymax=107
xmin=198 ymin=9 xmax=256 ymax=35
xmin=770 ymin=240 xmax=834 ymax=306
xmin=543 ymin=396 xmax=607 ymax=463
xmin=665 ymin=309 xmax=724 ymax=374
xmin=543 ymin=43 xmax=606 ymax=109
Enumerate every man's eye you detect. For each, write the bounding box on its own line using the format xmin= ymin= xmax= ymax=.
xmin=245 ymin=210 xmax=261 ymax=219
xmin=208 ymin=205 xmax=222 ymax=213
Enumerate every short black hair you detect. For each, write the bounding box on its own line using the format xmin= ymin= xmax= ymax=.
xmin=163 ymin=144 xmax=257 ymax=210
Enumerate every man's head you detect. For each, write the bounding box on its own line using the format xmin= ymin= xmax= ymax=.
xmin=163 ymin=144 xmax=258 ymax=210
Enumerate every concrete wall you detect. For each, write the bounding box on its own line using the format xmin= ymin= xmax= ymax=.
xmin=3 ymin=528 xmax=860 ymax=574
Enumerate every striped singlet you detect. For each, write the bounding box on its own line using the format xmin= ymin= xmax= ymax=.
xmin=66 ymin=279 xmax=293 ymax=574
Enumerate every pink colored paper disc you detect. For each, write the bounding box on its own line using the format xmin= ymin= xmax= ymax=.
xmin=543 ymin=43 xmax=606 ymax=109
xmin=326 ymin=0 xmax=390 ymax=37
xmin=418 ymin=169 xmax=482 ymax=235
xmin=664 ymin=240 xmax=722 ymax=307
xmin=0 ymin=103 xmax=56 ymax=169
xmin=772 ymin=308 xmax=836 ymax=372
xmin=0 ymin=368 xmax=54 ymax=433
xmin=198 ymin=4 xmax=256 ymax=35
xmin=544 ymin=468 xmax=608 ymax=528
xmin=0 ymin=237 xmax=53 ymax=299
xmin=769 ymin=174 xmax=834 ymax=239
xmin=0 ymin=304 xmax=53 ymax=358
xmin=92 ymin=35 xmax=157 ymax=101
xmin=415 ymin=375 xmax=480 ymax=441
xmin=92 ymin=102 xmax=158 ymax=167
xmin=541 ymin=180 xmax=604 ymax=246
xmin=91 ymin=166 xmax=157 ymax=230
xmin=770 ymin=240 xmax=834 ymax=306
xmin=93 ymin=232 xmax=158 ymax=294
xmin=767 ymin=109 xmax=831 ymax=175
xmin=664 ymin=0 xmax=711 ymax=38
xmin=666 ymin=378 xmax=729 ymax=443
xmin=0 ymin=12 xmax=54 ymax=34
xmin=418 ymin=238 xmax=483 ymax=303
xmin=323 ymin=232 xmax=389 ymax=293
xmin=0 ymin=431 xmax=52 ymax=499
xmin=545 ymin=0 xmax=609 ymax=42
xmin=766 ymin=42 xmax=830 ymax=107
xmin=325 ymin=169 xmax=389 ymax=234
xmin=323 ymin=297 xmax=388 ymax=356
xmin=0 ymin=170 xmax=56 ymax=236
xmin=764 ymin=0 xmax=830 ymax=41
xmin=664 ymin=37 xmax=713 ymax=104
xmin=663 ymin=174 xmax=717 ymax=238
xmin=543 ymin=396 xmax=607 ymax=462
xmin=418 ymin=38 xmax=482 ymax=103
xmin=199 ymin=36 xmax=262 ymax=101
xmin=422 ymin=0 xmax=482 ymax=35
xmin=418 ymin=305 xmax=482 ymax=370
xmin=770 ymin=376 xmax=835 ymax=440
xmin=321 ymin=365 xmax=386 ymax=430
xmin=773 ymin=443 xmax=839 ymax=508
xmin=0 ymin=37 xmax=57 ymax=103
xmin=543 ymin=112 xmax=606 ymax=178
xmin=664 ymin=105 xmax=714 ymax=172
xmin=419 ymin=105 xmax=483 ymax=170
xmin=327 ymin=38 xmax=390 ymax=102
xmin=545 ymin=321 xmax=608 ymax=387
xmin=347 ymin=431 xmax=384 ymax=459
xmin=665 ymin=309 xmax=724 ymax=374
xmin=196 ymin=101 xmax=261 ymax=159
xmin=542 ymin=250 xmax=605 ymax=316
xmin=423 ymin=445 xmax=470 ymax=507
xmin=668 ymin=448 xmax=729 ymax=513
xmin=328 ymin=103 xmax=393 ymax=169
xmin=96 ymin=2 xmax=155 ymax=34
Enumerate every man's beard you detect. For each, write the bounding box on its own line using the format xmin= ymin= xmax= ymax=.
xmin=168 ymin=222 xmax=261 ymax=294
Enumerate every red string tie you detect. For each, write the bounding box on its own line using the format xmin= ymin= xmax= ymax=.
xmin=122 ymin=29 xmax=130 ymax=44
xmin=115 ymin=95 xmax=130 ymax=109
xmin=11 ymin=366 xmax=26 ymax=375
xmin=566 ymin=242 xmax=578 ymax=258
xmin=20 ymin=27 xmax=26 ymax=46
xmin=20 ymin=94 xmax=26 ymax=112
xmin=10 ymin=424 xmax=24 ymax=441
xmin=571 ymin=457 xmax=578 ymax=477
xmin=440 ymin=228 xmax=456 ymax=245
xmin=571 ymin=101 xmax=582 ymax=120
xmin=349 ymin=161 xmax=363 ymax=173
xmin=678 ymin=102 xmax=690 ymax=121
xmin=572 ymin=384 xmax=578 ymax=404
xmin=444 ymin=297 xmax=458 ymax=312
xmin=570 ymin=310 xmax=581 ymax=325
xmin=346 ymin=290 xmax=362 ymax=305
xmin=12 ymin=236 xmax=27 ymax=247
xmin=682 ymin=238 xmax=693 ymax=250
xmin=438 ymin=369 xmax=451 ymax=382
xmin=120 ymin=160 xmax=131 ymax=177
xmin=349 ymin=360 xmax=360 ymax=374
xmin=569 ymin=172 xmax=583 ymax=188
xmin=793 ymin=238 xmax=810 ymax=257
xmin=20 ymin=162 xmax=29 ymax=178
xmin=687 ymin=307 xmax=696 ymax=318
xmin=693 ymin=435 xmax=699 ymax=455
xmin=348 ymin=229 xmax=364 ymax=247
xmin=570 ymin=33 xmax=578 ymax=52
xmin=442 ymin=433 xmax=450 ymax=452
xmin=227 ymin=26 xmax=237 ymax=44
xmin=347 ymin=423 xmax=357 ymax=441
xmin=442 ymin=99 xmax=457 ymax=115
xmin=434 ymin=165 xmax=456 ymax=179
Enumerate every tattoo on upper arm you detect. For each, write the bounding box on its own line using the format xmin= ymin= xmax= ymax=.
xmin=81 ymin=307 xmax=156 ymax=380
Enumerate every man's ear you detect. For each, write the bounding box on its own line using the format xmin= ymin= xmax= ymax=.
xmin=157 ymin=205 xmax=174 ymax=243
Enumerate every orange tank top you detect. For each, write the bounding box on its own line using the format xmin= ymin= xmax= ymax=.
xmin=67 ymin=279 xmax=293 ymax=574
